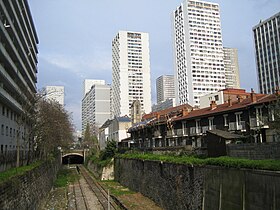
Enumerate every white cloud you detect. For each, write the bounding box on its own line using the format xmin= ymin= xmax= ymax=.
xmin=41 ymin=50 xmax=112 ymax=79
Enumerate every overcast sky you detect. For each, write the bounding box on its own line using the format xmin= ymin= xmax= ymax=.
xmin=28 ymin=0 xmax=280 ymax=131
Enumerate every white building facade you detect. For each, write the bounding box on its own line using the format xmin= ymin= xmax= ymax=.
xmin=156 ymin=75 xmax=175 ymax=104
xmin=0 ymin=1 xmax=38 ymax=155
xmin=253 ymin=12 xmax=280 ymax=94
xmin=111 ymin=31 xmax=152 ymax=118
xmin=82 ymin=83 xmax=111 ymax=135
xmin=45 ymin=86 xmax=65 ymax=106
xmin=172 ymin=0 xmax=225 ymax=107
xmin=223 ymin=47 xmax=240 ymax=89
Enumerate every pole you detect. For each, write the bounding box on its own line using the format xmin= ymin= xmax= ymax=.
xmin=108 ymin=189 xmax=110 ymax=210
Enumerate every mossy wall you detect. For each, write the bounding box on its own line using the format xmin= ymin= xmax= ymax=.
xmin=0 ymin=158 xmax=61 ymax=210
xmin=115 ymin=158 xmax=280 ymax=210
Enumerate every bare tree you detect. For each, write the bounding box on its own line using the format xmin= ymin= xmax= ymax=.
xmin=34 ymin=98 xmax=74 ymax=159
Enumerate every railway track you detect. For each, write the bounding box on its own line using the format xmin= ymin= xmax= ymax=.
xmin=67 ymin=165 xmax=119 ymax=210
xmin=79 ymin=165 xmax=119 ymax=210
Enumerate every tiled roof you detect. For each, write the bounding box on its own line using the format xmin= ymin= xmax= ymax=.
xmin=116 ymin=116 xmax=131 ymax=122
xmin=143 ymin=103 xmax=193 ymax=120
xmin=174 ymin=94 xmax=277 ymax=122
xmin=207 ymin=129 xmax=245 ymax=139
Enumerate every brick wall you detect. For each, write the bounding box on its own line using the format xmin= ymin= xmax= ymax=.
xmin=0 ymin=157 xmax=61 ymax=210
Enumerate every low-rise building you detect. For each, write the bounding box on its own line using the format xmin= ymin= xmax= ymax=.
xmin=128 ymin=90 xmax=279 ymax=154
xmin=108 ymin=116 xmax=131 ymax=143
xmin=199 ymin=88 xmax=264 ymax=109
xmin=98 ymin=119 xmax=112 ymax=150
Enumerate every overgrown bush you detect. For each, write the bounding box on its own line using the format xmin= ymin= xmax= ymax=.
xmin=117 ymin=152 xmax=280 ymax=171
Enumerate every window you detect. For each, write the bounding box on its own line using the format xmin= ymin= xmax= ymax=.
xmin=195 ymin=119 xmax=201 ymax=133
xmin=208 ymin=117 xmax=214 ymax=130
xmin=182 ymin=121 xmax=187 ymax=135
xmin=255 ymin=107 xmax=263 ymax=124
xmin=1 ymin=124 xmax=4 ymax=135
xmin=235 ymin=112 xmax=243 ymax=127
xmin=269 ymin=107 xmax=275 ymax=121
xmin=223 ymin=114 xmax=228 ymax=126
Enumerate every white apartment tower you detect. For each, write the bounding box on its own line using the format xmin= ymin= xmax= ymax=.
xmin=156 ymin=75 xmax=175 ymax=104
xmin=172 ymin=0 xmax=225 ymax=107
xmin=112 ymin=31 xmax=152 ymax=117
xmin=0 ymin=1 xmax=38 ymax=154
xmin=45 ymin=86 xmax=65 ymax=106
xmin=82 ymin=83 xmax=111 ymax=135
xmin=223 ymin=47 xmax=240 ymax=89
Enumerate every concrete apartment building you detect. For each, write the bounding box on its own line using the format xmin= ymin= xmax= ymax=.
xmin=156 ymin=75 xmax=175 ymax=104
xmin=223 ymin=47 xmax=240 ymax=89
xmin=111 ymin=31 xmax=152 ymax=118
xmin=172 ymin=0 xmax=225 ymax=107
xmin=152 ymin=98 xmax=176 ymax=112
xmin=253 ymin=12 xmax=280 ymax=94
xmin=82 ymin=81 xmax=111 ymax=135
xmin=45 ymin=86 xmax=65 ymax=106
xmin=83 ymin=79 xmax=106 ymax=97
xmin=0 ymin=1 xmax=39 ymax=154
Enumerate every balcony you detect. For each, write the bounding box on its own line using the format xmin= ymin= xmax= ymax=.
xmin=202 ymin=125 xmax=216 ymax=134
xmin=153 ymin=130 xmax=162 ymax=137
xmin=250 ymin=116 xmax=269 ymax=129
xmin=229 ymin=121 xmax=246 ymax=131
xmin=190 ymin=127 xmax=202 ymax=135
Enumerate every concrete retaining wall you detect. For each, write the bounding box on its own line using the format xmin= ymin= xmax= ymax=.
xmin=115 ymin=158 xmax=280 ymax=210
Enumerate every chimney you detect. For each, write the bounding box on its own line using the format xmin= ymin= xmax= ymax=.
xmin=237 ymin=95 xmax=243 ymax=103
xmin=228 ymin=96 xmax=232 ymax=107
xmin=210 ymin=100 xmax=217 ymax=110
xmin=182 ymin=107 xmax=189 ymax=116
xmin=250 ymin=88 xmax=257 ymax=103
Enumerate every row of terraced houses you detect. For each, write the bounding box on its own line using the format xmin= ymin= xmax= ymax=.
xmin=126 ymin=88 xmax=280 ymax=158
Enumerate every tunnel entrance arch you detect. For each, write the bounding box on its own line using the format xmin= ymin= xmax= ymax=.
xmin=62 ymin=153 xmax=84 ymax=164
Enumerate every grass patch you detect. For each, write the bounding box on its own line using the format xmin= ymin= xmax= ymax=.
xmin=117 ymin=153 xmax=280 ymax=171
xmin=100 ymin=180 xmax=134 ymax=196
xmin=0 ymin=161 xmax=42 ymax=184
xmin=54 ymin=168 xmax=79 ymax=188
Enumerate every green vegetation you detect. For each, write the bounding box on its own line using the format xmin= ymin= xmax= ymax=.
xmin=100 ymin=180 xmax=134 ymax=196
xmin=54 ymin=168 xmax=79 ymax=188
xmin=0 ymin=161 xmax=42 ymax=183
xmin=117 ymin=152 xmax=280 ymax=171
xmin=89 ymin=140 xmax=117 ymax=168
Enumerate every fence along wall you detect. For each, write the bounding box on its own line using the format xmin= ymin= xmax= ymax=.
xmin=114 ymin=158 xmax=280 ymax=210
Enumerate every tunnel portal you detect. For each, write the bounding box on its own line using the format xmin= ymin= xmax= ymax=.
xmin=62 ymin=154 xmax=84 ymax=164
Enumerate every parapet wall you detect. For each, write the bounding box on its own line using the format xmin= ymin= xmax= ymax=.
xmin=115 ymin=158 xmax=280 ymax=210
xmin=0 ymin=157 xmax=61 ymax=210
xmin=227 ymin=142 xmax=280 ymax=159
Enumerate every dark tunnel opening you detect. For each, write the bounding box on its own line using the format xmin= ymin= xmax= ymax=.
xmin=62 ymin=155 xmax=84 ymax=164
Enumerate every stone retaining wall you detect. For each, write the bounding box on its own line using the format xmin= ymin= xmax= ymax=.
xmin=0 ymin=157 xmax=61 ymax=210
xmin=115 ymin=158 xmax=280 ymax=210
xmin=227 ymin=142 xmax=280 ymax=159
